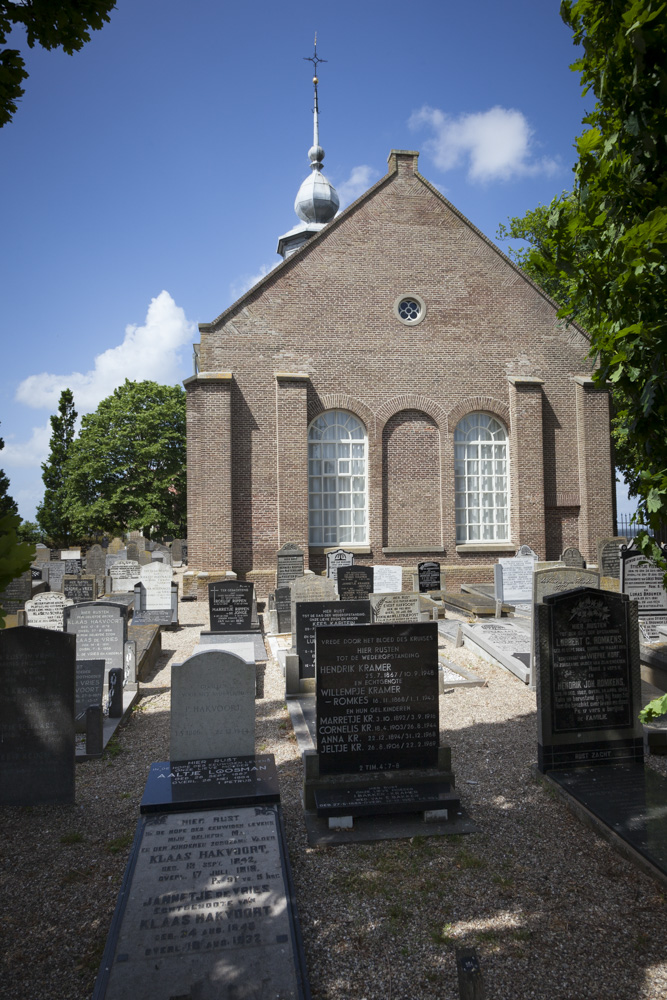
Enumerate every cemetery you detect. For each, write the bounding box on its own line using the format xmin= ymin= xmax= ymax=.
xmin=3 ymin=541 xmax=667 ymax=1000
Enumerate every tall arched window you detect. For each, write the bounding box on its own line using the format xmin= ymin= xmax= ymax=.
xmin=454 ymin=413 xmax=509 ymax=542
xmin=308 ymin=411 xmax=367 ymax=545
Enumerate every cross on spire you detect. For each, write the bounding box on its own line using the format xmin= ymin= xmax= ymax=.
xmin=304 ymin=34 xmax=325 ymax=147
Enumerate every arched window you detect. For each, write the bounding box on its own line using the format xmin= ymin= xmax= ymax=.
xmin=308 ymin=411 xmax=367 ymax=546
xmin=454 ymin=413 xmax=509 ymax=542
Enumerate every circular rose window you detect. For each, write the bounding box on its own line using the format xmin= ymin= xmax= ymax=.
xmin=394 ymin=294 xmax=426 ymax=325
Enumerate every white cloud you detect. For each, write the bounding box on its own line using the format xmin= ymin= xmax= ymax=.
xmin=409 ymin=105 xmax=558 ymax=183
xmin=336 ymin=165 xmax=379 ymax=208
xmin=15 ymin=290 xmax=195 ymax=413
xmin=1 ymin=420 xmax=51 ymax=469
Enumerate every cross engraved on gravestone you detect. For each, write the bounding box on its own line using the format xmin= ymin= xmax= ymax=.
xmin=371 ymin=565 xmax=403 ymax=593
xmin=208 ymin=580 xmax=254 ymax=632
xmin=560 ymin=547 xmax=586 ymax=568
xmin=0 ymin=627 xmax=76 ymax=805
xmin=25 ymin=591 xmax=73 ymax=630
xmin=370 ymin=591 xmax=421 ymax=624
xmin=535 ymin=587 xmax=643 ymax=772
xmin=337 ymin=564 xmax=374 ymax=602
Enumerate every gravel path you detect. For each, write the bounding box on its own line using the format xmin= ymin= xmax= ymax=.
xmin=2 ymin=579 xmax=667 ymax=1000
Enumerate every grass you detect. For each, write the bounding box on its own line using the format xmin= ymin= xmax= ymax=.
xmin=454 ymin=848 xmax=485 ymax=870
xmin=106 ymin=832 xmax=133 ymax=855
xmin=105 ymin=737 xmax=123 ymax=760
xmin=59 ymin=831 xmax=84 ymax=845
xmin=431 ymin=923 xmax=457 ymax=946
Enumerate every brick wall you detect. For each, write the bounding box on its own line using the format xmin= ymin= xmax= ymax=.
xmin=186 ymin=150 xmax=614 ymax=593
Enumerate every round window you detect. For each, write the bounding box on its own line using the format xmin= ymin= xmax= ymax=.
xmin=394 ymin=294 xmax=426 ymax=325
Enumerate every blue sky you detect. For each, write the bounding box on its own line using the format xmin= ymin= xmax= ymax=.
xmin=0 ymin=0 xmax=636 ymax=520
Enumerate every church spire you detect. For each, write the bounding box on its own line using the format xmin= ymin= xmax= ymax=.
xmin=278 ymin=36 xmax=339 ymax=259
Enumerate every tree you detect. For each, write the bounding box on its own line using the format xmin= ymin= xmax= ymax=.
xmin=498 ymin=0 xmax=667 ymax=562
xmin=0 ymin=0 xmax=116 ymax=128
xmin=64 ymin=380 xmax=187 ymax=538
xmin=0 ymin=430 xmax=34 ymax=627
xmin=36 ymin=388 xmax=77 ymax=547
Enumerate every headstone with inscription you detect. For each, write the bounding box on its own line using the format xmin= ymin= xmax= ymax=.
xmin=75 ymin=659 xmax=105 ymax=733
xmin=620 ymin=542 xmax=667 ymax=642
xmin=517 ymin=545 xmax=538 ymax=559
xmin=289 ymin=575 xmax=337 ymax=639
xmin=63 ymin=575 xmax=97 ymax=603
xmin=337 ymin=564 xmax=374 ymax=602
xmin=171 ymin=538 xmax=184 ymax=566
xmin=535 ymin=587 xmax=643 ymax=771
xmin=45 ymin=560 xmax=66 ymax=593
xmin=276 ymin=542 xmax=305 ymax=588
xmin=372 ymin=565 xmax=403 ymax=593
xmin=295 ymin=600 xmax=371 ymax=679
xmin=461 ymin=620 xmax=532 ymax=684
xmin=0 ymin=626 xmax=76 ymax=805
xmin=64 ymin=602 xmax=127 ymax=682
xmin=494 ymin=556 xmax=535 ymax=604
xmin=108 ymin=537 xmax=124 ymax=555
xmin=529 ymin=567 xmax=601 ymax=687
xmin=109 ymin=560 xmax=141 ymax=593
xmin=61 ymin=548 xmax=81 ymax=560
xmin=33 ymin=543 xmax=50 ymax=564
xmin=63 ymin=558 xmax=82 ymax=575
xmin=560 ymin=547 xmax=586 ymax=568
xmin=125 ymin=541 xmax=141 ymax=563
xmin=85 ymin=544 xmax=106 ymax=586
xmin=326 ymin=548 xmax=354 ymax=587
xmin=370 ymin=592 xmax=421 ymax=624
xmin=208 ymin=580 xmax=255 ymax=633
xmin=0 ymin=570 xmax=32 ymax=615
xmin=418 ymin=561 xmax=441 ymax=593
xmin=25 ymin=591 xmax=73 ymax=630
xmin=596 ymin=537 xmax=627 ymax=579
xmin=274 ymin=585 xmax=292 ymax=633
xmin=137 ymin=561 xmax=174 ymax=613
xmin=170 ymin=648 xmax=255 ymax=760
xmin=151 ymin=549 xmax=172 ymax=566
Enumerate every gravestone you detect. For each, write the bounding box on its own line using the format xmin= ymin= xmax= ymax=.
xmin=370 ymin=592 xmax=421 ymax=624
xmin=418 ymin=561 xmax=441 ymax=593
xmin=596 ymin=536 xmax=627 ymax=579
xmin=494 ymin=556 xmax=534 ymax=603
xmin=64 ymin=602 xmax=127 ymax=682
xmin=171 ymin=538 xmax=184 ymax=566
xmin=170 ymin=648 xmax=255 ymax=759
xmin=462 ymin=620 xmax=532 ymax=684
xmin=295 ymin=600 xmax=371 ymax=679
xmin=276 ymin=542 xmax=304 ymax=588
xmin=125 ymin=541 xmax=141 ymax=563
xmin=315 ymin=622 xmax=439 ymax=774
xmin=372 ymin=564 xmax=403 ymax=593
xmin=63 ymin=558 xmax=82 ymax=575
xmin=337 ymin=564 xmax=374 ymax=602
xmin=529 ymin=567 xmax=601 ymax=687
xmin=109 ymin=560 xmax=141 ymax=593
xmin=137 ymin=548 xmax=152 ymax=566
xmin=0 ymin=626 xmax=76 ymax=805
xmin=535 ymin=587 xmax=643 ymax=771
xmin=108 ymin=537 xmax=124 ymax=554
xmin=326 ymin=547 xmax=354 ymax=587
xmin=86 ymin=543 xmax=106 ymax=583
xmin=198 ymin=630 xmax=267 ymax=663
xmin=61 ymin=548 xmax=81 ymax=559
xmin=208 ymin=580 xmax=255 ymax=633
xmin=138 ymin=561 xmax=173 ymax=612
xmin=274 ymin=585 xmax=292 ymax=633
xmin=290 ymin=575 xmax=337 ymax=639
xmin=63 ymin=575 xmax=97 ymax=603
xmin=75 ymin=660 xmax=105 ymax=733
xmin=0 ymin=570 xmax=32 ymax=615
xmin=560 ymin=547 xmax=586 ymax=568
xmin=620 ymin=542 xmax=667 ymax=642
xmin=45 ymin=560 xmax=66 ymax=593
xmin=25 ymin=591 xmax=73 ymax=630
xmin=30 ymin=566 xmax=43 ymax=581
xmin=517 ymin=545 xmax=538 ymax=559
xmin=33 ymin=543 xmax=50 ymax=564
xmin=151 ymin=549 xmax=172 ymax=566
xmin=104 ymin=553 xmax=123 ymax=573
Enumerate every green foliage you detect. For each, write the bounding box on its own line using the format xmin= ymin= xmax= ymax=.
xmin=0 ymin=430 xmax=18 ymax=519
xmin=16 ymin=520 xmax=47 ymax=545
xmin=0 ymin=0 xmax=116 ymax=127
xmin=498 ymin=0 xmax=667 ymax=566
xmin=64 ymin=380 xmax=187 ymax=538
xmin=36 ymin=388 xmax=77 ymax=547
xmin=638 ymin=692 xmax=667 ymax=723
xmin=0 ymin=431 xmax=34 ymax=626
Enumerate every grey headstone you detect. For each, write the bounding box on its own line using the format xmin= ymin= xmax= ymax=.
xmin=0 ymin=570 xmax=32 ymax=615
xmin=45 ymin=561 xmax=66 ymax=593
xmin=85 ymin=543 xmax=106 ymax=580
xmin=462 ymin=620 xmax=532 ymax=683
xmin=517 ymin=545 xmax=538 ymax=559
xmin=25 ymin=591 xmax=73 ymax=630
xmin=326 ymin=548 xmax=354 ymax=587
xmin=289 ymin=575 xmax=337 ymax=639
xmin=596 ymin=537 xmax=627 ymax=579
xmin=276 ymin=542 xmax=305 ymax=588
xmin=64 ymin=602 xmax=127 ymax=683
xmin=370 ymin=591 xmax=421 ymax=624
xmin=0 ymin=626 xmax=76 ymax=804
xmin=109 ymin=560 xmax=141 ymax=593
xmin=494 ymin=556 xmax=534 ymax=603
xmin=138 ymin=560 xmax=173 ymax=610
xmin=560 ymin=547 xmax=586 ymax=568
xmin=170 ymin=648 xmax=255 ymax=760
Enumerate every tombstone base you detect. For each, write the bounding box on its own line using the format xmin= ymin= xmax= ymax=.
xmin=537 ymin=737 xmax=644 ymax=773
xmin=76 ymin=688 xmax=139 ymax=761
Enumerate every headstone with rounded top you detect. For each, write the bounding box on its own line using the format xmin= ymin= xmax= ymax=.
xmin=276 ymin=542 xmax=305 ymax=588
xmin=596 ymin=537 xmax=627 ymax=579
xmin=560 ymin=547 xmax=586 ymax=568
xmin=529 ymin=567 xmax=601 ymax=688
xmin=25 ymin=591 xmax=73 ymax=630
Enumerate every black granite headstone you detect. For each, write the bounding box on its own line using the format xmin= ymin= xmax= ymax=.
xmin=140 ymin=754 xmax=281 ymax=813
xmin=316 ymin=622 xmax=439 ymax=774
xmin=208 ymin=580 xmax=255 ymax=632
xmin=0 ymin=570 xmax=32 ymax=615
xmin=75 ymin=659 xmax=105 ymax=732
xmin=63 ymin=575 xmax=96 ymax=603
xmin=417 ymin=561 xmax=441 ymax=593
xmin=275 ymin=585 xmax=292 ymax=633
xmin=30 ymin=566 xmax=43 ymax=581
xmin=64 ymin=558 xmax=82 ymax=575
xmin=0 ymin=626 xmax=76 ymax=804
xmin=295 ymin=600 xmax=371 ymax=679
xmin=536 ymin=587 xmax=643 ymax=772
xmin=337 ymin=565 xmax=374 ymax=602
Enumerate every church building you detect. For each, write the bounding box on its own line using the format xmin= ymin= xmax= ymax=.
xmin=184 ymin=65 xmax=615 ymax=599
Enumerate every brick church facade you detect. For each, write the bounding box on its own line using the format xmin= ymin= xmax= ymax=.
xmin=184 ymin=149 xmax=615 ymax=598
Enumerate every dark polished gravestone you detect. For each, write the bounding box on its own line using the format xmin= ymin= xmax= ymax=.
xmin=93 ymin=754 xmax=311 ymax=1000
xmin=315 ymin=622 xmax=440 ymax=775
xmin=276 ymin=542 xmax=305 ymax=588
xmin=0 ymin=569 xmax=32 ymax=615
xmin=418 ymin=561 xmax=441 ymax=593
xmin=337 ymin=565 xmax=374 ymax=602
xmin=75 ymin=659 xmax=105 ymax=733
xmin=0 ymin=626 xmax=76 ymax=805
xmin=274 ymin=585 xmax=292 ymax=633
xmin=63 ymin=574 xmax=97 ymax=603
xmin=208 ymin=580 xmax=256 ymax=633
xmin=294 ymin=600 xmax=371 ymax=679
xmin=535 ymin=588 xmax=643 ymax=773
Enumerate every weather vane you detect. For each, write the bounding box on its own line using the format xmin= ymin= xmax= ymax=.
xmin=303 ymin=33 xmax=326 ymax=84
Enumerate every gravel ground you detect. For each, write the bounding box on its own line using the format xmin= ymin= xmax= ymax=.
xmin=2 ymin=575 xmax=667 ymax=1000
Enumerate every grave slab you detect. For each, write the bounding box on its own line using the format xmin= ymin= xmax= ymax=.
xmin=462 ymin=620 xmax=531 ymax=684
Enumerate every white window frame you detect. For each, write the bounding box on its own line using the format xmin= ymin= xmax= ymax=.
xmin=454 ymin=413 xmax=509 ymax=543
xmin=308 ymin=410 xmax=368 ymax=546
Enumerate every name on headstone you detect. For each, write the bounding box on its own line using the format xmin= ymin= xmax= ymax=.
xmin=64 ymin=603 xmax=127 ymax=680
xmin=494 ymin=556 xmax=534 ymax=603
xmin=316 ymin=622 xmax=439 ymax=774
xmin=295 ymin=600 xmax=371 ymax=679
xmin=75 ymin=659 xmax=105 ymax=732
xmin=109 ymin=560 xmax=141 ymax=592
xmin=370 ymin=592 xmax=421 ymax=624
xmin=63 ymin=575 xmax=97 ymax=603
xmin=63 ymin=558 xmax=82 ymax=575
xmin=326 ymin=548 xmax=354 ymax=585
xmin=25 ymin=591 xmax=73 ymax=630
xmin=208 ymin=580 xmax=255 ymax=632
xmin=276 ymin=542 xmax=305 ymax=588
xmin=337 ymin=565 xmax=374 ymax=602
xmin=597 ymin=537 xmax=627 ymax=579
xmin=139 ymin=561 xmax=173 ymax=610
xmin=417 ymin=561 xmax=441 ymax=593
